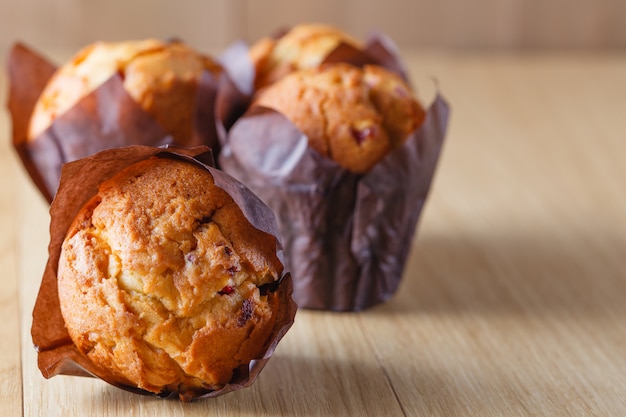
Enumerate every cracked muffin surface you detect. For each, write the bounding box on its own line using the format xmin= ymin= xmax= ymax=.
xmin=57 ymin=157 xmax=283 ymax=395
xmin=252 ymin=63 xmax=426 ymax=173
xmin=28 ymin=39 xmax=222 ymax=143
xmin=249 ymin=23 xmax=362 ymax=89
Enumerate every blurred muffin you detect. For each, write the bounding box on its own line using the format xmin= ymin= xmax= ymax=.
xmin=57 ymin=156 xmax=284 ymax=395
xmin=252 ymin=62 xmax=426 ymax=173
xmin=28 ymin=39 xmax=222 ymax=144
xmin=249 ymin=23 xmax=362 ymax=90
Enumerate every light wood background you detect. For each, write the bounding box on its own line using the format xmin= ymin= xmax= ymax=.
xmin=2 ymin=0 xmax=626 ymax=61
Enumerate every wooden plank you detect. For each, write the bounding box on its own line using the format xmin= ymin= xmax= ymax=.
xmin=357 ymin=52 xmax=626 ymax=416
xmin=0 ymin=0 xmax=241 ymax=60
xmin=0 ymin=72 xmax=23 ymax=417
xmin=3 ymin=0 xmax=626 ymax=60
xmin=239 ymin=0 xmax=626 ymax=49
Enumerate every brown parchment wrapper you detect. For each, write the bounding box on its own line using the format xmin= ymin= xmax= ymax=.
xmin=7 ymin=42 xmax=225 ymax=203
xmin=324 ymin=30 xmax=410 ymax=82
xmin=31 ymin=145 xmax=297 ymax=401
xmin=215 ymin=41 xmax=257 ymax=144
xmin=219 ymin=94 xmax=449 ymax=311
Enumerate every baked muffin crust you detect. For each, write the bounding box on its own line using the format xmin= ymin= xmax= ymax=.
xmin=57 ymin=157 xmax=283 ymax=395
xmin=249 ymin=23 xmax=362 ymax=89
xmin=252 ymin=63 xmax=426 ymax=173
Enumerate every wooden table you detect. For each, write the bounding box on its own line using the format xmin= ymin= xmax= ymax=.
xmin=1 ymin=50 xmax=626 ymax=416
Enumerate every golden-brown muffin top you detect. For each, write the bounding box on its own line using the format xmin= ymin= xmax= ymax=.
xmin=249 ymin=23 xmax=362 ymax=89
xmin=252 ymin=63 xmax=426 ymax=173
xmin=57 ymin=157 xmax=283 ymax=394
xmin=28 ymin=39 xmax=222 ymax=141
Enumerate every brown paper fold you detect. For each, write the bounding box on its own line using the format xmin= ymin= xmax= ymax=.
xmin=31 ymin=145 xmax=297 ymax=401
xmin=7 ymin=43 xmax=57 ymax=201
xmin=324 ymin=31 xmax=410 ymax=82
xmin=216 ymin=41 xmax=256 ymax=146
xmin=219 ymin=93 xmax=450 ymax=311
xmin=8 ymin=42 xmax=225 ymax=203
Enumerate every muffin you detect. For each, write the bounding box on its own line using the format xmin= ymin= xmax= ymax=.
xmin=249 ymin=23 xmax=362 ymax=90
xmin=8 ymin=39 xmax=225 ymax=203
xmin=252 ymin=62 xmax=426 ymax=173
xmin=28 ymin=38 xmax=222 ymax=145
xmin=220 ymin=59 xmax=449 ymax=311
xmin=56 ymin=155 xmax=286 ymax=396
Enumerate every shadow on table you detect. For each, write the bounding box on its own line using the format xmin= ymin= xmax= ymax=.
xmin=373 ymin=228 xmax=626 ymax=317
xmin=86 ymin=354 xmax=403 ymax=416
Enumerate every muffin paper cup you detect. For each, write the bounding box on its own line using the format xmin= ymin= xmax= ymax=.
xmin=219 ymin=94 xmax=449 ymax=311
xmin=6 ymin=43 xmax=57 ymax=201
xmin=31 ymin=145 xmax=297 ymax=401
xmin=7 ymin=42 xmax=227 ymax=203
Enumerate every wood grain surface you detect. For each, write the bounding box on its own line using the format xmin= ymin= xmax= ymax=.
xmin=3 ymin=0 xmax=626 ymax=59
xmin=1 ymin=50 xmax=626 ymax=416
